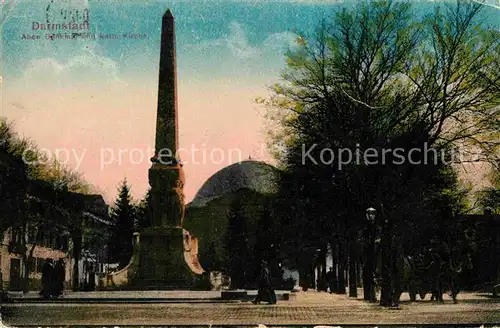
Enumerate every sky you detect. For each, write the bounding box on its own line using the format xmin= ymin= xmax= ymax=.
xmin=1 ymin=0 xmax=499 ymax=204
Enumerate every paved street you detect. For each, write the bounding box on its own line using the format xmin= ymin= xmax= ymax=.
xmin=3 ymin=290 xmax=227 ymax=302
xmin=1 ymin=290 xmax=499 ymax=326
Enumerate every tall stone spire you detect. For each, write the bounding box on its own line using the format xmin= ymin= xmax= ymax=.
xmin=155 ymin=8 xmax=178 ymax=162
xmin=148 ymin=8 xmax=185 ymax=228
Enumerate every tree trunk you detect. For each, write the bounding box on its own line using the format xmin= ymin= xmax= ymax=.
xmin=72 ymin=231 xmax=82 ymax=291
xmin=336 ymin=219 xmax=347 ymax=294
xmin=319 ymin=247 xmax=327 ymax=292
xmin=357 ymin=261 xmax=362 ymax=287
xmin=363 ymin=221 xmax=376 ymax=301
xmin=299 ymin=255 xmax=311 ymax=291
xmin=391 ymin=237 xmax=404 ymax=305
xmin=330 ymin=240 xmax=338 ymax=293
xmin=15 ymin=199 xmax=28 ymax=293
xmin=20 ymin=223 xmax=31 ymax=293
xmin=337 ymin=238 xmax=346 ymax=294
xmin=349 ymin=238 xmax=357 ymax=297
xmin=494 ymin=234 xmax=500 ymax=297
xmin=0 ymin=271 xmax=4 ymax=298
xmin=380 ymin=216 xmax=393 ymax=306
xmin=22 ymin=244 xmax=37 ymax=293
xmin=21 ymin=255 xmax=29 ymax=293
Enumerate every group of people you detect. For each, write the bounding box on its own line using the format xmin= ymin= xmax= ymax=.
xmin=40 ymin=258 xmax=66 ymax=299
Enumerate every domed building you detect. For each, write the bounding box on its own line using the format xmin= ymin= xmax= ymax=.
xmin=188 ymin=160 xmax=280 ymax=208
xmin=183 ymin=160 xmax=283 ymax=284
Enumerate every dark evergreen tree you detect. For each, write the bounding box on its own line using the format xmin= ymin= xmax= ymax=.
xmin=225 ymin=196 xmax=250 ymax=289
xmin=252 ymin=201 xmax=280 ymax=284
xmin=255 ymin=204 xmax=274 ymax=261
xmin=108 ymin=179 xmax=136 ymax=269
xmin=203 ymin=240 xmax=224 ymax=273
xmin=135 ymin=188 xmax=151 ymax=231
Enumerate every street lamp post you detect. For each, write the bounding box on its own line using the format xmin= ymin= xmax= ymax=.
xmin=379 ymin=205 xmax=394 ymax=307
xmin=314 ymin=248 xmax=323 ymax=291
xmin=363 ymin=207 xmax=377 ymax=302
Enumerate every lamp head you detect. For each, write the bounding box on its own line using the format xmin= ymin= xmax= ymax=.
xmin=366 ymin=207 xmax=376 ymax=221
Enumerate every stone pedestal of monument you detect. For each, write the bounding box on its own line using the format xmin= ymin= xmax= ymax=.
xmin=137 ymin=227 xmax=198 ymax=289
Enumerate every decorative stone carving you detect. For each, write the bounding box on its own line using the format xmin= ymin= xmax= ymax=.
xmin=148 ymin=163 xmax=186 ymax=228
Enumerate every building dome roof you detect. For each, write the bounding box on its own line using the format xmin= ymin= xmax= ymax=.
xmin=189 ymin=160 xmax=280 ymax=207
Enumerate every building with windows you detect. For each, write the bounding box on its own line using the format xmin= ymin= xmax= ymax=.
xmin=0 ymin=179 xmax=110 ymax=292
xmin=0 ymin=226 xmax=71 ymax=291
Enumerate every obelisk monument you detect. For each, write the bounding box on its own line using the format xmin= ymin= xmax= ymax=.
xmin=154 ymin=8 xmax=180 ymax=176
xmin=137 ymin=9 xmax=202 ymax=289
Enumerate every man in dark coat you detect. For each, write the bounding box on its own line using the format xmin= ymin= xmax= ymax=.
xmin=326 ymin=267 xmax=336 ymax=294
xmin=252 ymin=260 xmax=277 ymax=305
xmin=40 ymin=258 xmax=53 ymax=299
xmin=54 ymin=259 xmax=65 ymax=297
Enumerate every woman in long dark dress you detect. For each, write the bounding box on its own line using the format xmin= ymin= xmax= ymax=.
xmin=53 ymin=259 xmax=65 ymax=297
xmin=40 ymin=258 xmax=53 ymax=299
xmin=252 ymin=261 xmax=277 ymax=304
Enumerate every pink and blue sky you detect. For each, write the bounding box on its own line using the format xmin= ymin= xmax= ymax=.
xmin=1 ymin=0 xmax=499 ymax=204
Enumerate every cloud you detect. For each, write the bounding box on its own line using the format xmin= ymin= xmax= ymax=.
xmin=182 ymin=21 xmax=297 ymax=80
xmin=183 ymin=21 xmax=259 ymax=61
xmin=3 ymin=42 xmax=127 ymax=116
xmin=203 ymin=21 xmax=297 ymax=59
xmin=226 ymin=21 xmax=259 ymax=60
xmin=262 ymin=31 xmax=298 ymax=51
xmin=22 ymin=45 xmax=125 ymax=89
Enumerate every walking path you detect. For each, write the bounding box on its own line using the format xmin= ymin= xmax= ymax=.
xmin=4 ymin=290 xmax=286 ymax=303
xmin=2 ymin=290 xmax=499 ymax=326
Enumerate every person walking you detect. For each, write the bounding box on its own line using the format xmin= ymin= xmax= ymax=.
xmin=89 ymin=264 xmax=96 ymax=291
xmin=54 ymin=258 xmax=65 ymax=297
xmin=326 ymin=267 xmax=336 ymax=294
xmin=40 ymin=258 xmax=53 ymax=299
xmin=252 ymin=260 xmax=277 ymax=305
